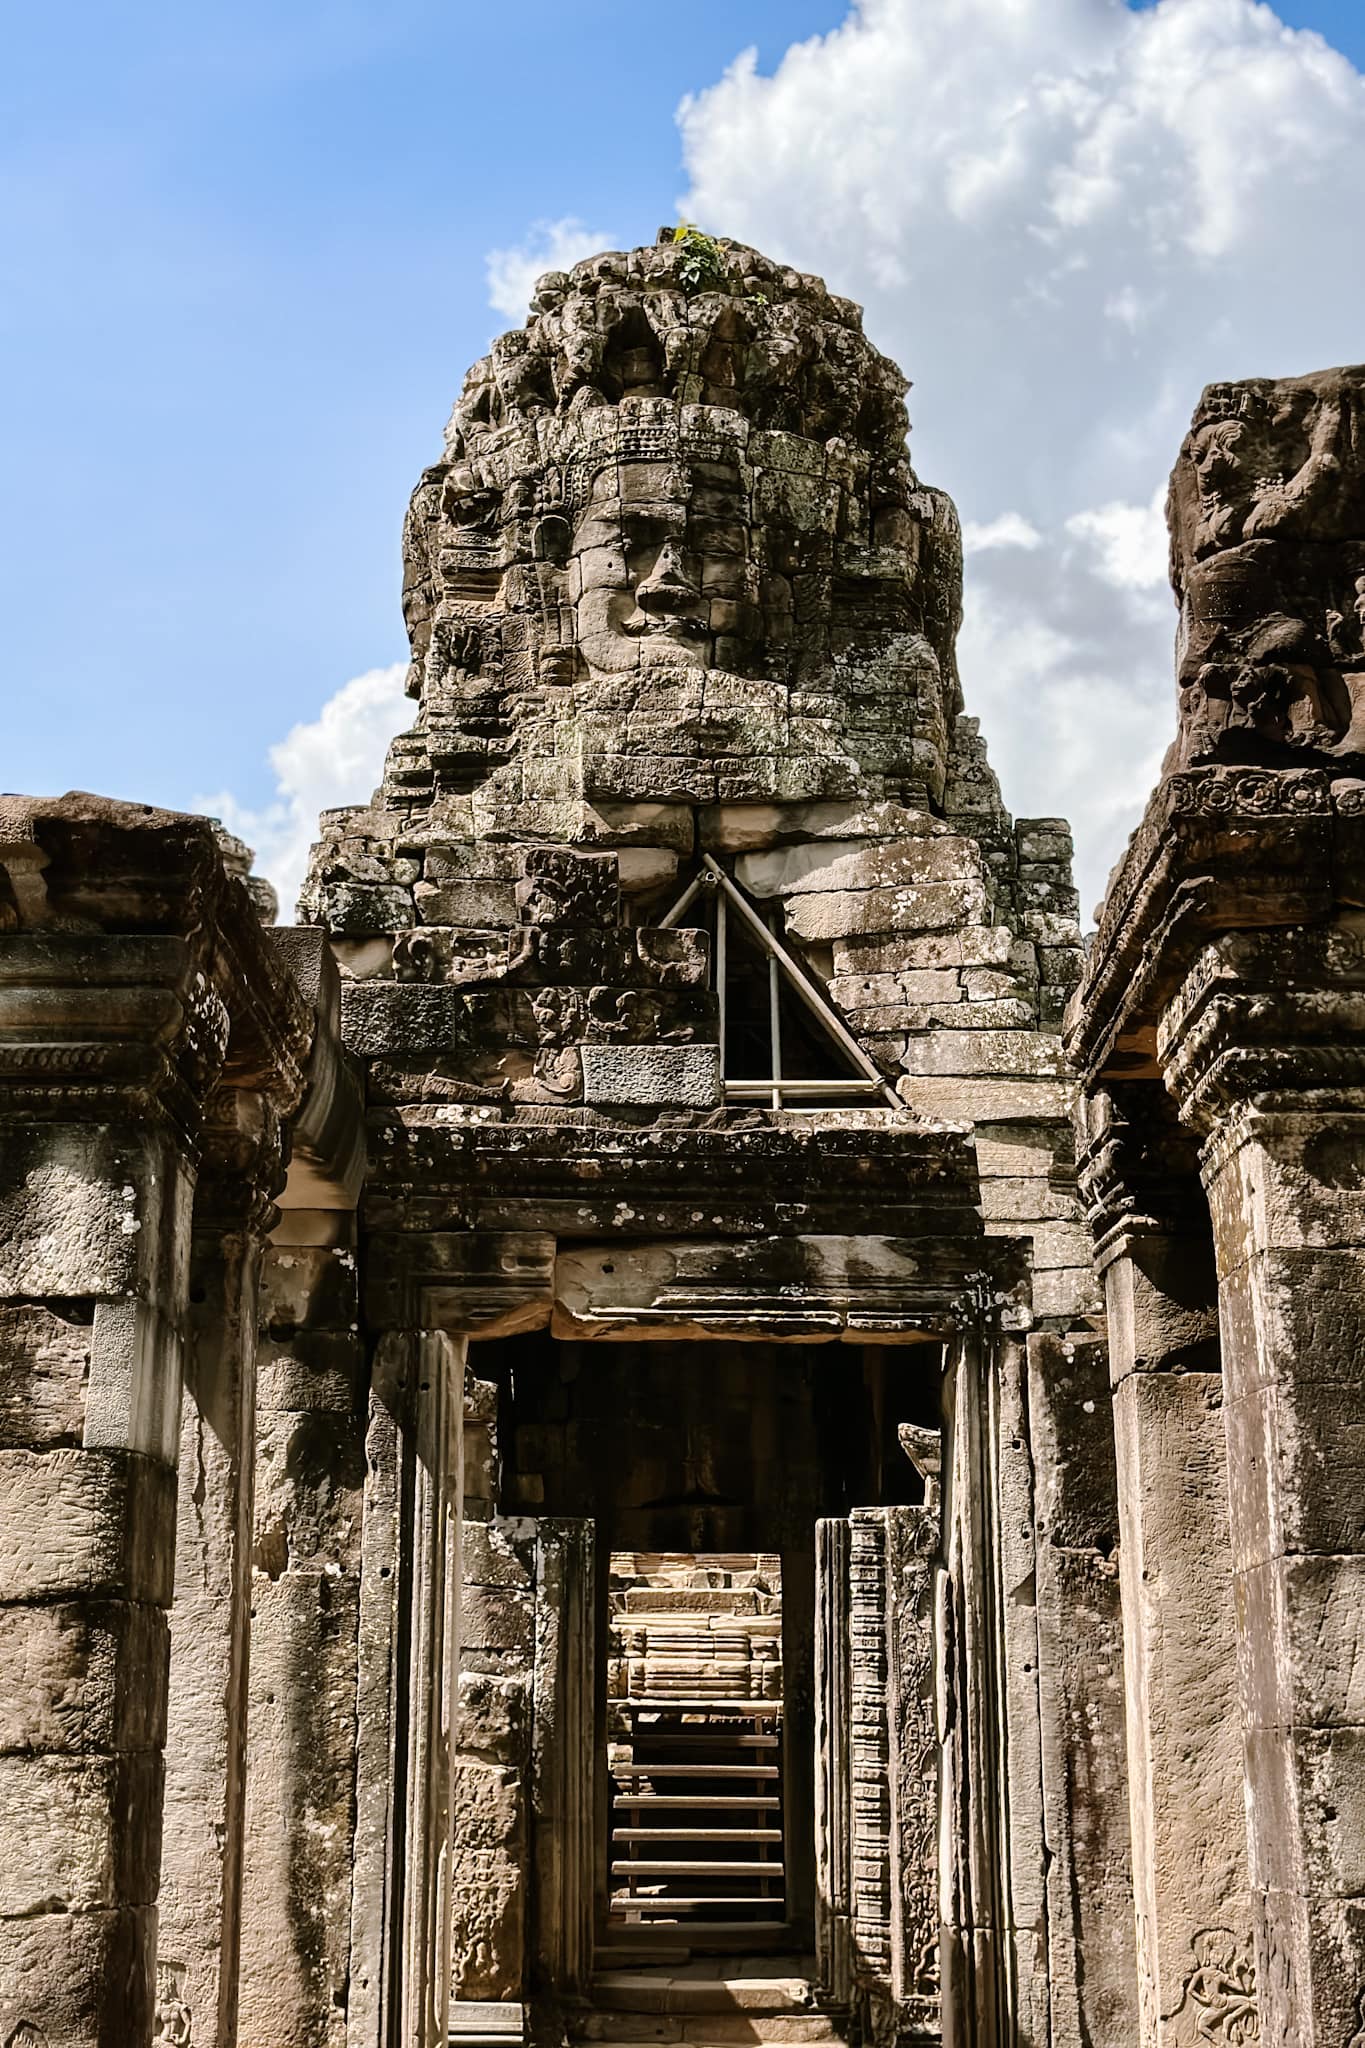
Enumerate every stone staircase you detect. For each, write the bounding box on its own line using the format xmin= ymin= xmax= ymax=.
xmin=571 ymin=1960 xmax=848 ymax=2048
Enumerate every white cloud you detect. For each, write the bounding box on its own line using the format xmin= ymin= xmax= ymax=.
xmin=1065 ymin=488 xmax=1169 ymax=592
xmin=485 ymin=216 xmax=617 ymax=322
xmin=678 ymin=0 xmax=1365 ymax=916
xmin=963 ymin=512 xmax=1043 ymax=554
xmin=197 ymin=663 xmax=408 ymax=921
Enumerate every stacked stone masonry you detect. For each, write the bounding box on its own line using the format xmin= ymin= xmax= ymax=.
xmin=0 ymin=230 xmax=1357 ymax=2046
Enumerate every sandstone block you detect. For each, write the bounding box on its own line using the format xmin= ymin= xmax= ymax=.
xmin=0 ymin=1905 xmax=155 ymax=2045
xmin=0 ymin=1128 xmax=162 ymax=1300
xmin=898 ymin=1074 xmax=1076 ymax=1123
xmin=898 ymin=1030 xmax=1067 ymax=1079
xmin=831 ymin=969 xmax=961 ymax=1009
xmin=0 ymin=1303 xmax=91 ymax=1449
xmin=786 ymin=880 xmax=987 ymax=942
xmin=464 ymin=1519 xmax=536 ymax=1593
xmin=339 ymin=980 xmax=461 ymax=1056
xmin=0 ymin=1750 xmax=163 ymax=1913
xmin=456 ymin=1672 xmax=530 ymax=1765
xmin=581 ymin=1043 xmax=721 ymax=1108
xmin=0 ymin=1448 xmax=175 ymax=1604
xmin=450 ymin=1763 xmax=526 ymax=2000
xmin=832 ymin=924 xmax=1014 ymax=974
xmin=462 ymin=1581 xmax=534 ymax=1659
xmin=0 ymin=1600 xmax=168 ymax=1755
xmin=736 ymin=836 xmax=980 ymax=899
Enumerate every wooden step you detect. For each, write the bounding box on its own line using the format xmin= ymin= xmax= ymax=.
xmin=613 ymin=1861 xmax=782 ymax=1878
xmin=611 ymin=1765 xmax=780 ymax=1780
xmin=625 ymin=1733 xmax=779 ymax=1750
xmin=609 ymin=1897 xmax=787 ymax=1914
xmin=590 ymin=1974 xmax=818 ymax=2016
xmin=624 ymin=1700 xmax=782 ymax=1714
xmin=609 ymin=1900 xmax=789 ymax=1916
xmin=597 ymin=1923 xmax=799 ymax=1956
xmin=612 ymin=1829 xmax=782 ymax=1844
xmin=613 ymin=1796 xmax=779 ymax=1810
xmin=575 ymin=2022 xmax=842 ymax=2047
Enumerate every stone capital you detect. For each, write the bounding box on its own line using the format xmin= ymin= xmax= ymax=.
xmin=0 ymin=797 xmax=316 ymax=1147
xmin=1064 ymin=765 xmax=1365 ymax=1089
xmin=1156 ymin=924 xmax=1365 ymax=1136
xmin=1075 ymin=1081 xmax=1210 ymax=1270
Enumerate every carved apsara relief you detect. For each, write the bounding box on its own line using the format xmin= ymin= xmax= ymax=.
xmin=153 ymin=1959 xmax=194 ymax=2046
xmin=1163 ymin=1928 xmax=1259 ymax=2045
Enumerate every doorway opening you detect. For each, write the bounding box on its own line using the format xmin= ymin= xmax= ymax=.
xmin=607 ymin=1552 xmax=784 ymax=1940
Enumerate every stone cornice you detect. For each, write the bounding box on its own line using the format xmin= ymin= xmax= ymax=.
xmin=0 ymin=795 xmax=315 ymax=1143
xmin=1157 ymin=925 xmax=1365 ymax=1132
xmin=1064 ymin=766 xmax=1365 ymax=1086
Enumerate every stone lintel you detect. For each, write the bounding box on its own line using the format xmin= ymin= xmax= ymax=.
xmin=552 ymin=1234 xmax=965 ymax=1341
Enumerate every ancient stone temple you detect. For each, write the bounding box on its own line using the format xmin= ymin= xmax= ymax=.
xmin=1 ymin=230 xmax=1360 ymax=2048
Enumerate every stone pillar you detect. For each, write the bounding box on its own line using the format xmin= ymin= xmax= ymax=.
xmin=345 ymin=1325 xmax=465 ymax=2048
xmin=238 ymin=1209 xmax=369 ymax=2045
xmin=1076 ymin=1083 xmax=1250 ymax=2043
xmin=0 ymin=1119 xmax=187 ymax=2045
xmin=939 ymin=1329 xmax=1011 ymax=2047
xmin=0 ymin=798 xmax=313 ymax=2045
xmin=157 ymin=1089 xmax=282 ymax=2047
xmin=0 ymin=918 xmax=210 ymax=2037
xmin=449 ymin=1512 xmax=535 ymax=2019
xmin=1026 ymin=1329 xmax=1136 ymax=2046
xmin=813 ymin=1498 xmax=939 ymax=2042
xmin=1160 ymin=925 xmax=1365 ymax=2041
xmin=531 ymin=1519 xmax=596 ymax=2004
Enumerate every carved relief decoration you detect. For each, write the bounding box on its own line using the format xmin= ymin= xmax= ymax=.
xmin=1346 ymin=1987 xmax=1365 ymax=2048
xmin=1163 ymin=1929 xmax=1259 ymax=2045
xmin=1167 ymin=368 xmax=1365 ymax=774
xmin=153 ymin=1960 xmax=194 ymax=2046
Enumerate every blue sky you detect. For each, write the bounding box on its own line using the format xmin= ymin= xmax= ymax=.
xmin=4 ymin=0 xmax=1365 ymax=911
xmin=1 ymin=2 xmax=843 ymax=810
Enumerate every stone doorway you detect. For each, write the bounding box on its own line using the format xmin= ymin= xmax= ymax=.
xmin=606 ymin=1551 xmax=786 ymax=1947
xmin=454 ymin=1325 xmax=945 ymax=2039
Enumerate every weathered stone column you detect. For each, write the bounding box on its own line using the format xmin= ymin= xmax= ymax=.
xmin=0 ymin=1104 xmax=187 ymax=2045
xmin=0 ymin=795 xmax=309 ymax=2045
xmin=157 ymin=1090 xmax=283 ymax=2047
xmin=1026 ymin=1327 xmax=1136 ymax=2045
xmin=344 ymin=1325 xmax=465 ymax=2048
xmin=1076 ymin=1083 xmax=1250 ymax=2042
xmin=1159 ymin=924 xmax=1365 ymax=2041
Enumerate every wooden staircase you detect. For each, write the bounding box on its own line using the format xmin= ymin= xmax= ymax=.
xmin=607 ymin=1555 xmax=785 ymax=1946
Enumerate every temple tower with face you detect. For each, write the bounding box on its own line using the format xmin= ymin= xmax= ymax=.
xmin=290 ymin=229 xmax=1116 ymax=2048
xmin=0 ymin=231 xmax=1141 ymax=2048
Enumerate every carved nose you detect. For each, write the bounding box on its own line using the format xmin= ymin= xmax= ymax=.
xmin=635 ymin=541 xmax=699 ymax=614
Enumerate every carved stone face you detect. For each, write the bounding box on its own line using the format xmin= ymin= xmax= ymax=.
xmin=571 ymin=457 xmax=759 ymax=676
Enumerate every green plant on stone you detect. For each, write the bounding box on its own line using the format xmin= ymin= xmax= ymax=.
xmin=672 ymin=222 xmax=726 ymax=295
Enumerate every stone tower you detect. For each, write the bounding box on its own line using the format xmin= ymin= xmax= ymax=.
xmin=6 ymin=226 xmax=1365 ymax=2048
xmin=289 ymin=229 xmax=1112 ymax=2048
